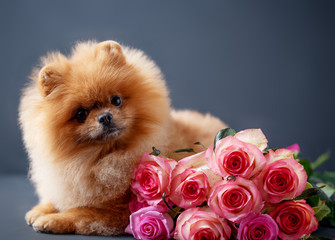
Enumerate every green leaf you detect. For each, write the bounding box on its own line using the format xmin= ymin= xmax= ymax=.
xmin=316 ymin=183 xmax=335 ymax=199
xmin=311 ymin=151 xmax=331 ymax=170
xmin=323 ymin=171 xmax=335 ymax=178
xmin=299 ymin=159 xmax=313 ymax=178
xmin=168 ymin=206 xmax=183 ymax=219
xmin=262 ymin=147 xmax=269 ymax=154
xmin=194 ymin=142 xmax=207 ymax=149
xmin=309 ymin=236 xmax=335 ymax=240
xmin=305 ymin=182 xmax=313 ymax=189
xmin=162 ymin=192 xmax=175 ymax=212
xmin=171 ymin=148 xmax=196 ymax=154
xmin=293 ymin=151 xmax=299 ymax=159
xmin=151 ymin=146 xmax=161 ymax=156
xmin=310 ymin=172 xmax=335 ymax=186
xmin=294 ymin=186 xmax=326 ymax=200
xmin=315 ymin=201 xmax=331 ymax=222
xmin=308 ymin=196 xmax=320 ymax=208
xmin=299 ymin=234 xmax=310 ymax=240
xmin=213 ymin=128 xmax=236 ymax=150
xmin=312 ymin=198 xmax=327 ymax=215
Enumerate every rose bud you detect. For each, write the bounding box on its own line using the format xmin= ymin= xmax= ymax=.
xmin=174 ymin=207 xmax=231 ymax=240
xmin=208 ymin=177 xmax=263 ymax=223
xmin=131 ymin=153 xmax=177 ymax=206
xmin=286 ymin=143 xmax=300 ymax=153
xmin=206 ymin=134 xmax=266 ymax=179
xmin=170 ymin=152 xmax=221 ymax=209
xmin=237 ymin=213 xmax=279 ymax=240
xmin=125 ymin=206 xmax=174 ymax=240
xmin=255 ymin=149 xmax=307 ymax=203
xmin=269 ymin=200 xmax=318 ymax=240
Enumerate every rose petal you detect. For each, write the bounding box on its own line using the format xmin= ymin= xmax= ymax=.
xmin=265 ymin=149 xmax=294 ymax=163
xmin=235 ymin=129 xmax=268 ymax=151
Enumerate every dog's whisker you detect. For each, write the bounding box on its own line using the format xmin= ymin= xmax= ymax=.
xmin=123 ymin=116 xmax=152 ymax=122
xmin=72 ymin=130 xmax=94 ymax=145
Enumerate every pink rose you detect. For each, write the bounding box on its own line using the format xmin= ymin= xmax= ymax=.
xmin=237 ymin=213 xmax=279 ymax=240
xmin=129 ymin=194 xmax=150 ymax=213
xmin=255 ymin=149 xmax=307 ymax=203
xmin=125 ymin=206 xmax=174 ymax=240
xmin=131 ymin=153 xmax=177 ymax=206
xmin=170 ymin=152 xmax=221 ymax=209
xmin=206 ymin=135 xmax=266 ymax=179
xmin=286 ymin=143 xmax=300 ymax=152
xmin=269 ymin=200 xmax=318 ymax=240
xmin=208 ymin=177 xmax=263 ymax=223
xmin=170 ymin=169 xmax=209 ymax=209
xmin=174 ymin=207 xmax=231 ymax=240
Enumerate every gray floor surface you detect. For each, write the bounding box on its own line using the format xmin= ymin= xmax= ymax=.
xmin=0 ymin=175 xmax=334 ymax=240
xmin=0 ymin=175 xmax=134 ymax=240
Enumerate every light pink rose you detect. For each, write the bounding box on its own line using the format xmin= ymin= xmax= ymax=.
xmin=237 ymin=213 xmax=279 ymax=240
xmin=206 ymin=136 xmax=266 ymax=179
xmin=129 ymin=193 xmax=150 ymax=213
xmin=269 ymin=200 xmax=318 ymax=240
xmin=131 ymin=153 xmax=177 ymax=206
xmin=125 ymin=206 xmax=174 ymax=240
xmin=208 ymin=177 xmax=263 ymax=223
xmin=170 ymin=152 xmax=221 ymax=209
xmin=174 ymin=207 xmax=231 ymax=240
xmin=286 ymin=143 xmax=300 ymax=152
xmin=255 ymin=149 xmax=307 ymax=203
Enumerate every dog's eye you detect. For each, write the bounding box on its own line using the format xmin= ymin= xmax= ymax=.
xmin=110 ymin=96 xmax=122 ymax=107
xmin=76 ymin=108 xmax=89 ymax=123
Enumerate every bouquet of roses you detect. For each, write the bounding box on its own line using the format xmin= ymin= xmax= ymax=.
xmin=126 ymin=128 xmax=335 ymax=240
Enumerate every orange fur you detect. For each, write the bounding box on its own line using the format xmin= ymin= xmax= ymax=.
xmin=19 ymin=40 xmax=227 ymax=235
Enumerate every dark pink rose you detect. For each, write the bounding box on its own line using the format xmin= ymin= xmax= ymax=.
xmin=125 ymin=206 xmax=174 ymax=240
xmin=237 ymin=213 xmax=278 ymax=240
xmin=129 ymin=193 xmax=150 ymax=213
xmin=131 ymin=153 xmax=177 ymax=206
xmin=206 ymin=134 xmax=266 ymax=179
xmin=174 ymin=207 xmax=231 ymax=240
xmin=208 ymin=177 xmax=263 ymax=223
xmin=269 ymin=200 xmax=318 ymax=240
xmin=255 ymin=149 xmax=307 ymax=203
xmin=170 ymin=152 xmax=220 ymax=209
xmin=286 ymin=143 xmax=300 ymax=152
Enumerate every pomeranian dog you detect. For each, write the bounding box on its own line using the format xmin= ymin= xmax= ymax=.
xmin=19 ymin=40 xmax=226 ymax=235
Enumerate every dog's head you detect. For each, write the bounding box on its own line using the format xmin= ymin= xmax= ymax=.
xmin=32 ymin=41 xmax=171 ymax=155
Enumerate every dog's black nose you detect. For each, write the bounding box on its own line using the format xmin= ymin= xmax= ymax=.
xmin=98 ymin=113 xmax=113 ymax=126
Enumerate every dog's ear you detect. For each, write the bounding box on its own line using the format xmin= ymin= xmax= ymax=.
xmin=38 ymin=65 xmax=63 ymax=97
xmin=94 ymin=41 xmax=126 ymax=65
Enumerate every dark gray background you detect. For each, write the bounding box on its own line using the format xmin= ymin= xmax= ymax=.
xmin=1 ymin=1 xmax=335 ymax=239
xmin=1 ymin=0 xmax=334 ymax=173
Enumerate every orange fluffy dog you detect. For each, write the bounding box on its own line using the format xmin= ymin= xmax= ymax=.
xmin=19 ymin=40 xmax=226 ymax=235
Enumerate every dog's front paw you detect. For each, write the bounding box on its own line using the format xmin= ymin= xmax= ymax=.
xmin=25 ymin=203 xmax=58 ymax=225
xmin=32 ymin=213 xmax=74 ymax=234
